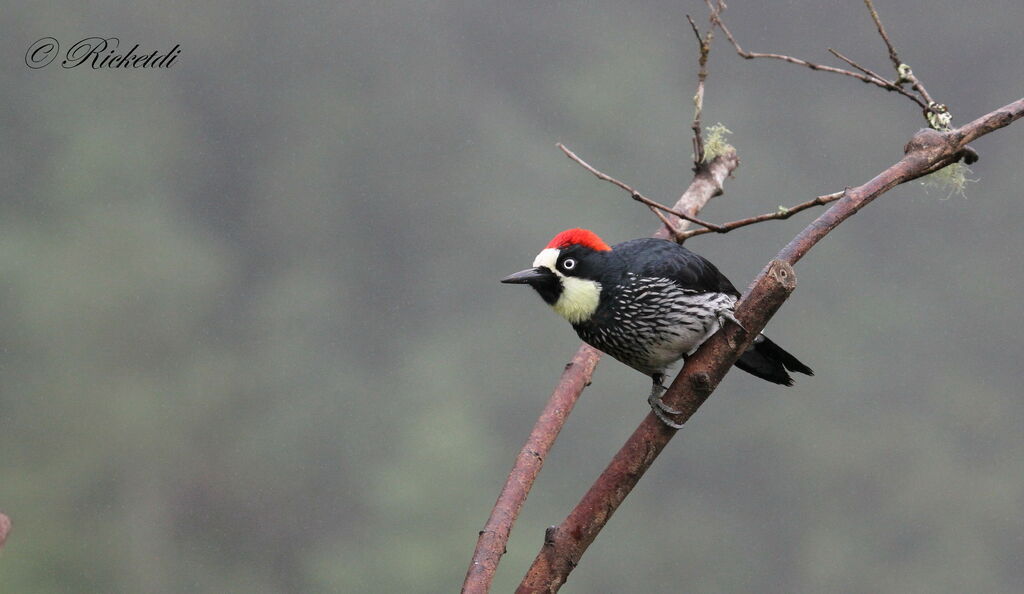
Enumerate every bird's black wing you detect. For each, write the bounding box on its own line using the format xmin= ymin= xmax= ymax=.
xmin=612 ymin=238 xmax=740 ymax=296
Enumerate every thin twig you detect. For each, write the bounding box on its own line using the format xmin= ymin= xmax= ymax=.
xmin=827 ymin=48 xmax=892 ymax=89
xmin=558 ymin=142 xmax=841 ymax=241
xmin=711 ymin=7 xmax=929 ymax=111
xmin=827 ymin=48 xmax=883 ymax=81
xmin=713 ymin=15 xmax=876 ymax=82
xmin=636 ymin=193 xmax=725 ymax=233
xmin=678 ymin=191 xmax=846 ymax=240
xmin=825 ymin=48 xmax=924 ymax=107
xmin=687 ymin=13 xmax=712 ymax=166
xmin=556 ymin=143 xmax=724 ymax=233
xmin=861 ymin=0 xmax=942 ymax=128
xmin=862 ymin=0 xmax=939 ymax=114
xmin=864 ymin=0 xmax=902 ymax=70
xmin=905 ymin=69 xmax=939 ymax=117
xmin=648 ymin=204 xmax=684 ymax=237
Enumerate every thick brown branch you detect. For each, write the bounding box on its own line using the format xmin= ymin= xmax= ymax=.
xmin=517 ymin=97 xmax=1024 ymax=592
xmin=463 ymin=346 xmax=601 ymax=592
xmin=518 ymin=261 xmax=797 ymax=593
xmin=779 ymin=98 xmax=1024 ymax=264
xmin=462 ymin=150 xmax=741 ymax=594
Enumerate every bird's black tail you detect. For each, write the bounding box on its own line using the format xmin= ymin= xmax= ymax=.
xmin=733 ymin=334 xmax=813 ymax=386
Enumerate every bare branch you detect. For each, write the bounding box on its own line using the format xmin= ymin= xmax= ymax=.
xmin=0 ymin=512 xmax=9 ymax=550
xmin=861 ymin=0 xmax=940 ymax=118
xmin=556 ymin=142 xmax=845 ymax=245
xmin=687 ymin=14 xmax=712 ymax=165
xmin=825 ymin=48 xmax=887 ymax=87
xmin=648 ymin=204 xmax=686 ymax=241
xmin=863 ymin=0 xmax=902 ymax=71
xmin=779 ymin=98 xmax=1024 ymax=264
xmin=556 ymin=143 xmax=724 ymax=234
xmin=713 ymin=14 xmax=873 ymax=82
xmin=685 ymin=14 xmax=703 ymax=45
xmin=677 ymin=191 xmax=846 ymax=240
xmin=463 ymin=346 xmax=600 ymax=593
xmin=905 ymin=68 xmax=941 ymax=124
xmin=829 ymin=47 xmax=929 ymax=108
xmin=711 ymin=7 xmax=929 ymax=111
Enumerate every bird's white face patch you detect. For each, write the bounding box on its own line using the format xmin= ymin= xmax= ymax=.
xmin=531 ymin=248 xmax=561 ymax=270
xmin=533 ymin=248 xmax=601 ymax=324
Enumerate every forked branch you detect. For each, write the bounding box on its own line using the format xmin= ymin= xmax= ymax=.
xmin=861 ymin=0 xmax=942 ymax=123
xmin=710 ymin=0 xmax=948 ymax=121
xmin=555 ymin=143 xmax=725 ymax=236
xmin=676 ymin=191 xmax=846 ymax=240
xmin=559 ymin=140 xmax=846 ymax=241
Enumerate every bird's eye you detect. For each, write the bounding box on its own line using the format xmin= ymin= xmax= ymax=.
xmin=562 ymin=258 xmax=576 ymax=271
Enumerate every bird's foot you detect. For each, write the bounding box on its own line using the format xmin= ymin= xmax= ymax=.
xmin=650 ymin=402 xmax=685 ymax=430
xmin=718 ymin=309 xmax=747 ymax=333
xmin=647 ymin=383 xmax=685 ymax=429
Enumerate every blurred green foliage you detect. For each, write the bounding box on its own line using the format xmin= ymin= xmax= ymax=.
xmin=2 ymin=1 xmax=1024 ymax=592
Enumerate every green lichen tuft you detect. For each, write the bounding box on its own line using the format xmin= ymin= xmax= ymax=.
xmin=896 ymin=63 xmax=913 ymax=84
xmin=702 ymin=123 xmax=734 ymax=162
xmin=926 ymin=102 xmax=952 ymax=131
xmin=920 ymin=162 xmax=977 ymax=199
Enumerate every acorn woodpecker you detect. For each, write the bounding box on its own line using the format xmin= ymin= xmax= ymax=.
xmin=501 ymin=228 xmax=812 ymax=428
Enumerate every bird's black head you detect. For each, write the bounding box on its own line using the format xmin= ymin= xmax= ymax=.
xmin=500 ymin=229 xmax=612 ymax=323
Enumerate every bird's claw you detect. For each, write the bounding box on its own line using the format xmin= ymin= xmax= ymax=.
xmin=648 ymin=383 xmax=684 ymax=429
xmin=719 ymin=309 xmax=747 ymax=332
xmin=650 ymin=393 xmax=682 ymax=416
xmin=650 ymin=402 xmax=685 ymax=429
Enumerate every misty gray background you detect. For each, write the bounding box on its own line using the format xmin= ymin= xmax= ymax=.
xmin=3 ymin=1 xmax=1023 ymax=592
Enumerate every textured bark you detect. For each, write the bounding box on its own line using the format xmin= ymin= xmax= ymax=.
xmin=0 ymin=512 xmax=10 ymax=550
xmin=461 ymin=151 xmax=739 ymax=594
xmin=462 ymin=344 xmax=601 ymax=592
xmin=655 ymin=152 xmax=739 ymax=241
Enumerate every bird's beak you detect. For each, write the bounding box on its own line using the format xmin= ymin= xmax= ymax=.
xmin=500 ymin=267 xmax=554 ymax=285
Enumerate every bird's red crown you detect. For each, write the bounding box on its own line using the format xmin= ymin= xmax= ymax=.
xmin=545 ymin=228 xmax=611 ymax=252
